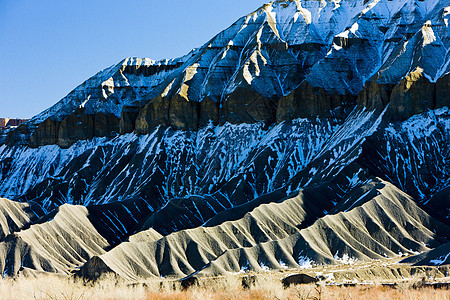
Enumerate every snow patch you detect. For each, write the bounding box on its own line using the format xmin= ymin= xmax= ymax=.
xmin=430 ymin=253 xmax=450 ymax=266
xmin=334 ymin=251 xmax=358 ymax=264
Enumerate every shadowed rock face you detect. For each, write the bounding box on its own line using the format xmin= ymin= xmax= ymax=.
xmin=135 ymin=96 xmax=204 ymax=132
xmin=4 ymin=124 xmax=32 ymax=145
xmin=135 ymin=96 xmax=170 ymax=133
xmin=0 ymin=119 xmax=29 ymax=129
xmin=2 ymin=0 xmax=448 ymax=148
xmin=436 ymin=74 xmax=450 ymax=109
xmin=357 ymin=79 xmax=393 ymax=111
xmin=358 ymin=71 xmax=450 ymax=120
xmin=119 ymin=106 xmax=140 ymax=134
xmin=277 ymin=81 xmax=354 ymax=122
xmin=74 ymin=256 xmax=115 ymax=281
xmin=19 ymin=67 xmax=450 ymax=148
xmin=389 ymin=70 xmax=437 ymax=121
xmin=198 ymin=97 xmax=220 ymax=127
xmin=30 ymin=118 xmax=58 ymax=146
xmin=220 ymin=86 xmax=277 ymax=126
xmin=58 ymin=110 xmax=95 ymax=148
xmin=29 ymin=109 xmax=120 ymax=148
xmin=134 ymin=86 xmax=277 ymax=134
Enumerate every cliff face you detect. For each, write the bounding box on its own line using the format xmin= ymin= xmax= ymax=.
xmin=357 ymin=71 xmax=450 ymax=120
xmin=2 ymin=0 xmax=448 ymax=148
xmin=29 ymin=110 xmax=119 ymax=148
xmin=23 ymin=69 xmax=449 ymax=148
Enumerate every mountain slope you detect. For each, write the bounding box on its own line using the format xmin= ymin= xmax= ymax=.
xmin=401 ymin=242 xmax=450 ymax=266
xmin=77 ymin=179 xmax=449 ymax=281
xmin=0 ymin=0 xmax=448 ymax=280
xmin=0 ymin=107 xmax=384 ymax=211
xmin=1 ymin=0 xmax=448 ymax=147
xmin=0 ymin=204 xmax=109 ymax=276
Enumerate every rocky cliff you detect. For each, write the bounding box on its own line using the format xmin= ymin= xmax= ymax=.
xmin=0 ymin=0 xmax=448 ymax=280
xmin=2 ymin=0 xmax=449 ymax=148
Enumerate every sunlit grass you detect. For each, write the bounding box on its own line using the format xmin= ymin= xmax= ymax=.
xmin=0 ymin=273 xmax=449 ymax=300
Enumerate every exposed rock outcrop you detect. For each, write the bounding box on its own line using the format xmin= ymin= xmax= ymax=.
xmin=357 ymin=77 xmax=393 ymax=110
xmin=198 ymin=97 xmax=219 ymax=127
xmin=135 ymin=85 xmax=279 ymax=133
xmin=436 ymin=73 xmax=450 ymax=109
xmin=221 ymin=86 xmax=276 ymax=126
xmin=29 ymin=109 xmax=119 ymax=148
xmin=0 ymin=118 xmax=29 ymax=129
xmin=5 ymin=124 xmax=32 ymax=146
xmin=388 ymin=69 xmax=437 ymax=121
xmin=135 ymin=96 xmax=170 ymax=134
xmin=30 ymin=118 xmax=59 ymax=146
xmin=168 ymin=94 xmax=199 ymax=130
xmin=119 ymin=106 xmax=140 ymax=134
xmin=357 ymin=70 xmax=450 ymax=121
xmin=276 ymin=81 xmax=353 ymax=122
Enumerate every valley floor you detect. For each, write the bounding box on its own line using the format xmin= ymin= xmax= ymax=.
xmin=3 ymin=260 xmax=450 ymax=300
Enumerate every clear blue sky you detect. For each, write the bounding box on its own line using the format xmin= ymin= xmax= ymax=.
xmin=0 ymin=0 xmax=267 ymax=118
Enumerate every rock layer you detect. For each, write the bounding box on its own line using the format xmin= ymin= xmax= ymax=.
xmin=0 ymin=119 xmax=29 ymax=129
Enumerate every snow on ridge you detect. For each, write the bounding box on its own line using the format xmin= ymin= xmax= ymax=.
xmin=122 ymin=57 xmax=157 ymax=66
xmin=29 ymin=54 xmax=192 ymax=123
xmin=0 ymin=113 xmax=345 ymax=207
xmin=26 ymin=0 xmax=450 ymax=124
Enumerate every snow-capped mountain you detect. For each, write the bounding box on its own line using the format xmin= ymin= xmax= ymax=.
xmin=0 ymin=0 xmax=448 ymax=280
xmin=1 ymin=0 xmax=447 ymax=147
xmin=36 ymin=0 xmax=450 ymax=116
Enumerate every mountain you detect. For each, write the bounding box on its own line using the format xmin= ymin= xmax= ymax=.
xmin=0 ymin=0 xmax=448 ymax=280
xmin=401 ymin=242 xmax=450 ymax=266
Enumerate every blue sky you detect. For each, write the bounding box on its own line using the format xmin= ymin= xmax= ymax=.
xmin=0 ymin=0 xmax=267 ymax=118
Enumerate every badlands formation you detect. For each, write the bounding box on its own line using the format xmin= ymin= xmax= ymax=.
xmin=0 ymin=0 xmax=449 ymax=286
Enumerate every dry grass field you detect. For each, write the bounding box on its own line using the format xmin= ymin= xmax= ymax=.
xmin=0 ymin=273 xmax=449 ymax=300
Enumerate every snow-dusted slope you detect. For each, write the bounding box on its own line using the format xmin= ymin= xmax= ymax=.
xmin=362 ymin=107 xmax=450 ymax=200
xmin=31 ymin=56 xmax=192 ymax=123
xmin=0 ymin=107 xmax=447 ymax=234
xmin=0 ymin=107 xmax=383 ymax=211
xmin=20 ymin=0 xmax=450 ymax=125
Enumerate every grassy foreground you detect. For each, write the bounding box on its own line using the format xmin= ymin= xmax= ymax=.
xmin=0 ymin=274 xmax=449 ymax=300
